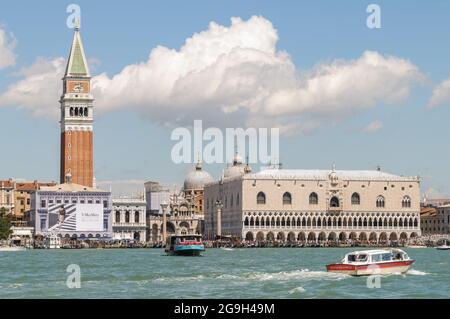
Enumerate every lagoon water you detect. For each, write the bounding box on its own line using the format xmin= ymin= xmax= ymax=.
xmin=0 ymin=248 xmax=448 ymax=298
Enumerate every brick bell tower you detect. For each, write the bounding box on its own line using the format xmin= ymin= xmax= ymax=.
xmin=60 ymin=20 xmax=94 ymax=187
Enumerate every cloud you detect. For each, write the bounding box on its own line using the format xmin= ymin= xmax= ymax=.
xmin=427 ymin=78 xmax=450 ymax=108
xmin=0 ymin=57 xmax=65 ymax=118
xmin=362 ymin=120 xmax=383 ymax=133
xmin=0 ymin=16 xmax=423 ymax=135
xmin=0 ymin=28 xmax=16 ymax=69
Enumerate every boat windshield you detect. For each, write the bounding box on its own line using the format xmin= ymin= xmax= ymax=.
xmin=346 ymin=254 xmax=368 ymax=263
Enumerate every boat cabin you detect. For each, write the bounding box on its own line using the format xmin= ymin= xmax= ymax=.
xmin=343 ymin=249 xmax=410 ymax=264
xmin=166 ymin=235 xmax=203 ymax=249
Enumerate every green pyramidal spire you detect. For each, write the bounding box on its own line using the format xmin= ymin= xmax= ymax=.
xmin=65 ymin=23 xmax=90 ymax=77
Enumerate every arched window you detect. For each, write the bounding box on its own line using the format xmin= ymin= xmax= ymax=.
xmin=125 ymin=211 xmax=130 ymax=223
xmin=74 ymin=107 xmax=79 ymax=116
xmin=70 ymin=107 xmax=74 ymax=116
xmin=402 ymin=196 xmax=411 ymax=208
xmin=135 ymin=211 xmax=140 ymax=223
xmin=330 ymin=196 xmax=340 ymax=207
xmin=237 ymin=194 xmax=240 ymax=205
xmin=79 ymin=107 xmax=83 ymax=117
xmin=351 ymin=193 xmax=360 ymax=205
xmin=84 ymin=107 xmax=88 ymax=117
xmin=376 ymin=195 xmax=385 ymax=208
xmin=257 ymin=192 xmax=266 ymax=205
xmin=283 ymin=192 xmax=292 ymax=205
xmin=115 ymin=211 xmax=120 ymax=223
xmin=230 ymin=194 xmax=233 ymax=207
xmin=309 ymin=192 xmax=318 ymax=205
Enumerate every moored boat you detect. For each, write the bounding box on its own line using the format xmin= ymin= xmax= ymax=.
xmin=165 ymin=235 xmax=205 ymax=256
xmin=326 ymin=249 xmax=414 ymax=276
xmin=436 ymin=245 xmax=449 ymax=251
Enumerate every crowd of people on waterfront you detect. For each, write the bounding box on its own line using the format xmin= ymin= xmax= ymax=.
xmin=27 ymin=236 xmax=447 ymax=249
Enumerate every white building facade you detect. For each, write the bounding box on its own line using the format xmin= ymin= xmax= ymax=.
xmin=112 ymin=197 xmax=147 ymax=243
xmin=204 ymin=166 xmax=421 ymax=243
xmin=31 ymin=179 xmax=113 ymax=240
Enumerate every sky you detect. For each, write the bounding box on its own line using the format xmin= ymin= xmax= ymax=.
xmin=0 ymin=0 xmax=450 ymax=197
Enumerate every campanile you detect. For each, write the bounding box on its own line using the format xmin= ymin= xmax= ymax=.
xmin=60 ymin=21 xmax=94 ymax=187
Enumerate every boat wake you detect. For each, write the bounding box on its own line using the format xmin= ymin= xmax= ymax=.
xmin=244 ymin=269 xmax=350 ymax=282
xmin=152 ymin=269 xmax=350 ymax=283
xmin=220 ymin=248 xmax=234 ymax=251
xmin=288 ymin=286 xmax=306 ymax=294
xmin=406 ymin=269 xmax=430 ymax=276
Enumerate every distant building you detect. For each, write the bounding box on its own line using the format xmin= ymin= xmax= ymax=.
xmin=0 ymin=179 xmax=15 ymax=214
xmin=204 ymin=158 xmax=421 ymax=243
xmin=112 ymin=196 xmax=147 ymax=242
xmin=31 ymin=174 xmax=112 ymax=240
xmin=14 ymin=181 xmax=56 ymax=221
xmin=144 ymin=181 xmax=171 ymax=215
xmin=145 ymin=162 xmax=213 ymax=242
xmin=420 ymin=205 xmax=450 ymax=235
xmin=183 ymin=160 xmax=213 ymax=215
xmin=0 ymin=179 xmax=56 ymax=220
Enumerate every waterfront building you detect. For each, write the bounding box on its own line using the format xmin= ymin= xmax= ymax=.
xmin=147 ymin=192 xmax=204 ymax=242
xmin=145 ymin=162 xmax=212 ymax=242
xmin=0 ymin=179 xmax=56 ymax=219
xmin=0 ymin=179 xmax=15 ymax=214
xmin=60 ymin=21 xmax=94 ymax=187
xmin=31 ymin=174 xmax=112 ymax=240
xmin=112 ymin=196 xmax=147 ymax=242
xmin=144 ymin=181 xmax=171 ymax=215
xmin=420 ymin=204 xmax=450 ymax=235
xmin=183 ymin=160 xmax=213 ymax=215
xmin=14 ymin=181 xmax=56 ymax=221
xmin=204 ymin=160 xmax=421 ymax=243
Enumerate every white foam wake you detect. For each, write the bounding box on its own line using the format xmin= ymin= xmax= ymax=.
xmin=288 ymin=286 xmax=306 ymax=294
xmin=244 ymin=269 xmax=350 ymax=281
xmin=406 ymin=269 xmax=430 ymax=276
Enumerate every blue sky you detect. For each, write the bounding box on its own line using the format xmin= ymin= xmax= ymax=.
xmin=0 ymin=0 xmax=449 ymax=197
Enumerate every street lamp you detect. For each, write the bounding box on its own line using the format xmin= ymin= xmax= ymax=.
xmin=215 ymin=200 xmax=223 ymax=239
xmin=160 ymin=201 xmax=169 ymax=246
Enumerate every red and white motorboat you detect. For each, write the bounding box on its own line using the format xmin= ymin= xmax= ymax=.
xmin=326 ymin=249 xmax=414 ymax=276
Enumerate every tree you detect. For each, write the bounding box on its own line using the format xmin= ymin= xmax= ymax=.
xmin=0 ymin=207 xmax=12 ymax=240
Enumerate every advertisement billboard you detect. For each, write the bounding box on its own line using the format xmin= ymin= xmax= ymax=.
xmin=75 ymin=204 xmax=103 ymax=232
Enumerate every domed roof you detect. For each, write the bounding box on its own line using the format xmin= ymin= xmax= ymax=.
xmin=183 ymin=161 xmax=213 ymax=190
xmin=223 ymin=165 xmax=246 ymax=179
xmin=223 ymin=152 xmax=247 ymax=179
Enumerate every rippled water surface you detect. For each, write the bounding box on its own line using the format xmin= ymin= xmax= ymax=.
xmin=0 ymin=248 xmax=448 ymax=298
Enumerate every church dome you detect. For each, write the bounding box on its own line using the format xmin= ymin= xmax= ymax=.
xmin=223 ymin=165 xmax=246 ymax=179
xmin=223 ymin=152 xmax=247 ymax=179
xmin=183 ymin=161 xmax=213 ymax=190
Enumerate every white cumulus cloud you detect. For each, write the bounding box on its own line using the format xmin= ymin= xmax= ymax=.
xmin=362 ymin=120 xmax=383 ymax=133
xmin=0 ymin=28 xmax=16 ymax=69
xmin=427 ymin=78 xmax=450 ymax=108
xmin=0 ymin=16 xmax=423 ymax=135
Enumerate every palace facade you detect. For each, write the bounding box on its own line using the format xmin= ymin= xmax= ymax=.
xmin=112 ymin=196 xmax=147 ymax=242
xmin=204 ymin=160 xmax=422 ymax=243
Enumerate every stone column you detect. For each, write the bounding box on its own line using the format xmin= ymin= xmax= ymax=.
xmin=215 ymin=200 xmax=223 ymax=239
xmin=161 ymin=201 xmax=168 ymax=245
